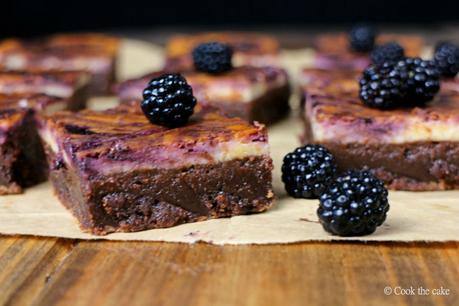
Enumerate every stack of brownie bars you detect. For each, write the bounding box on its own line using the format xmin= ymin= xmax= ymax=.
xmin=302 ymin=32 xmax=459 ymax=191
xmin=0 ymin=34 xmax=120 ymax=194
xmin=0 ymin=32 xmax=287 ymax=235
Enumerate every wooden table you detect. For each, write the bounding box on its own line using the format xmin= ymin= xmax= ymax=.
xmin=0 ymin=237 xmax=457 ymax=306
xmin=1 ymin=27 xmax=459 ymax=306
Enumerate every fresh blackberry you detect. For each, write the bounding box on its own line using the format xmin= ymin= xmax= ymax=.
xmin=141 ymin=74 xmax=196 ymax=128
xmin=398 ymin=57 xmax=441 ymax=104
xmin=433 ymin=42 xmax=459 ymax=78
xmin=317 ymin=170 xmax=390 ymax=236
xmin=349 ymin=24 xmax=377 ymax=53
xmin=281 ymin=144 xmax=337 ymax=199
xmin=359 ymin=62 xmax=409 ymax=109
xmin=192 ymin=42 xmax=233 ymax=74
xmin=370 ymin=42 xmax=405 ymax=65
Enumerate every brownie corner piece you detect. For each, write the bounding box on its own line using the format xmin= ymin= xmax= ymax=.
xmin=0 ymin=108 xmax=48 ymax=194
xmin=303 ymin=93 xmax=459 ymax=191
xmin=39 ymin=105 xmax=274 ymax=235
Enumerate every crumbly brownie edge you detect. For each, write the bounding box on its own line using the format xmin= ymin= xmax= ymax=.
xmin=0 ymin=111 xmax=48 ymax=194
xmin=46 ymin=150 xmax=274 ymax=235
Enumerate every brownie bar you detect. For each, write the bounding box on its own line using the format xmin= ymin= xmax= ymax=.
xmin=165 ymin=32 xmax=280 ymax=70
xmin=0 ymin=94 xmax=81 ymax=194
xmin=38 ymin=104 xmax=274 ymax=234
xmin=0 ymin=33 xmax=120 ymax=95
xmin=0 ymin=71 xmax=89 ymax=111
xmin=114 ymin=66 xmax=290 ymax=125
xmin=302 ymin=93 xmax=459 ymax=191
xmin=313 ymin=33 xmax=424 ymax=70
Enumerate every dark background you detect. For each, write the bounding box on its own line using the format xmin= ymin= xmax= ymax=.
xmin=2 ymin=0 xmax=458 ymax=37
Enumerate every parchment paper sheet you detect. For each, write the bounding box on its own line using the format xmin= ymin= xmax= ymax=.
xmin=0 ymin=39 xmax=457 ymax=244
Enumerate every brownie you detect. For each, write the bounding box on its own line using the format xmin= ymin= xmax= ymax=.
xmin=0 ymin=71 xmax=89 ymax=111
xmin=0 ymin=94 xmax=69 ymax=194
xmin=302 ymin=93 xmax=459 ymax=191
xmin=114 ymin=66 xmax=291 ymax=125
xmin=165 ymin=32 xmax=280 ymax=70
xmin=313 ymin=33 xmax=424 ymax=70
xmin=38 ymin=103 xmax=274 ymax=235
xmin=0 ymin=33 xmax=120 ymax=95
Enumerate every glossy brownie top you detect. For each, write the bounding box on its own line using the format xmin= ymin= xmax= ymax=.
xmin=0 ymin=71 xmax=89 ymax=98
xmin=301 ymin=68 xmax=360 ymax=97
xmin=305 ymin=93 xmax=459 ymax=144
xmin=39 ymin=103 xmax=270 ymax=175
xmin=114 ymin=66 xmax=288 ymax=103
xmin=315 ymin=33 xmax=424 ymax=57
xmin=0 ymin=33 xmax=120 ymax=72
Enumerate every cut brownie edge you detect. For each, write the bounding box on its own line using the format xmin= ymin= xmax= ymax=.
xmin=0 ymin=110 xmax=48 ymax=194
xmin=304 ymin=141 xmax=459 ymax=191
xmin=46 ymin=143 xmax=274 ymax=235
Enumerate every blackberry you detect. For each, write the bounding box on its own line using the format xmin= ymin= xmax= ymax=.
xmin=192 ymin=42 xmax=233 ymax=74
xmin=281 ymin=144 xmax=337 ymax=199
xmin=370 ymin=42 xmax=405 ymax=65
xmin=349 ymin=24 xmax=376 ymax=53
xmin=141 ymin=74 xmax=196 ymax=128
xmin=433 ymin=42 xmax=459 ymax=78
xmin=359 ymin=62 xmax=408 ymax=109
xmin=317 ymin=170 xmax=390 ymax=236
xmin=398 ymin=57 xmax=441 ymax=104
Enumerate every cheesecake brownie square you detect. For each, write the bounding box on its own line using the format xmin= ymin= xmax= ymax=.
xmin=38 ymin=103 xmax=274 ymax=234
xmin=0 ymin=94 xmax=69 ymax=194
xmin=114 ymin=66 xmax=290 ymax=124
xmin=0 ymin=33 xmax=120 ymax=95
xmin=165 ymin=32 xmax=280 ymax=70
xmin=313 ymin=33 xmax=424 ymax=70
xmin=303 ymin=93 xmax=459 ymax=191
xmin=0 ymin=71 xmax=89 ymax=111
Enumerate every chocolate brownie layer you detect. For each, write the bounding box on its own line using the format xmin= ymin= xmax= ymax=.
xmin=0 ymin=109 xmax=47 ymax=194
xmin=313 ymin=141 xmax=459 ymax=191
xmin=47 ymin=146 xmax=273 ymax=234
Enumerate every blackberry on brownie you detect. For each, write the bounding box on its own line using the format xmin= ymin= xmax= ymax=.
xmin=349 ymin=24 xmax=377 ymax=53
xmin=141 ymin=74 xmax=197 ymax=128
xmin=317 ymin=170 xmax=390 ymax=236
xmin=359 ymin=62 xmax=408 ymax=109
xmin=192 ymin=42 xmax=233 ymax=74
xmin=399 ymin=57 xmax=441 ymax=104
xmin=433 ymin=42 xmax=459 ymax=78
xmin=281 ymin=144 xmax=337 ymax=199
xmin=370 ymin=42 xmax=405 ymax=65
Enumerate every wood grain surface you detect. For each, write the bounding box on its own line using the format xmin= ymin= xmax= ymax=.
xmin=0 ymin=237 xmax=457 ymax=306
